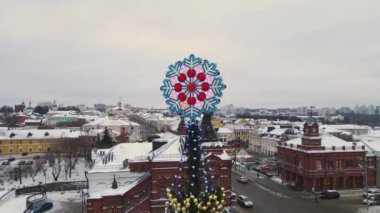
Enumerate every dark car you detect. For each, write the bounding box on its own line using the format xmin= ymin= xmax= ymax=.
xmin=18 ymin=160 xmax=26 ymax=165
xmin=33 ymin=202 xmax=53 ymax=213
xmin=1 ymin=161 xmax=10 ymax=165
xmin=21 ymin=152 xmax=28 ymax=156
xmin=237 ymin=176 xmax=249 ymax=184
xmin=33 ymin=155 xmax=41 ymax=160
xmin=319 ymin=190 xmax=340 ymax=199
xmin=8 ymin=157 xmax=16 ymax=162
xmin=237 ymin=195 xmax=253 ymax=208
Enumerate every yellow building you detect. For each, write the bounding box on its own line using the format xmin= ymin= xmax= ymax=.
xmin=0 ymin=129 xmax=80 ymax=155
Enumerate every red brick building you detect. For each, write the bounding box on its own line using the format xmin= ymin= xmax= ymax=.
xmin=277 ymin=120 xmax=376 ymax=191
xmin=86 ymin=133 xmax=232 ymax=213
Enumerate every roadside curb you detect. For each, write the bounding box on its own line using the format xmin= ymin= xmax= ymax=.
xmin=232 ymin=170 xmax=290 ymax=199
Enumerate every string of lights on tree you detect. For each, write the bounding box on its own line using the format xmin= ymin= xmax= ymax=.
xmin=160 ymin=55 xmax=227 ymax=213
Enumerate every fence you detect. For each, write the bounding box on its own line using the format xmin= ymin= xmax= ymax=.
xmin=15 ymin=181 xmax=88 ymax=196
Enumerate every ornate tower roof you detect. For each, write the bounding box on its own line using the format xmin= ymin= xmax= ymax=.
xmin=201 ymin=113 xmax=219 ymax=142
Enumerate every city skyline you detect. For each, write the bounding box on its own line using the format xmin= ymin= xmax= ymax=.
xmin=1 ymin=1 xmax=380 ymax=108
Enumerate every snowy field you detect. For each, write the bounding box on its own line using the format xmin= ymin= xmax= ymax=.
xmin=0 ymin=190 xmax=83 ymax=213
xmin=0 ymin=157 xmax=90 ymax=198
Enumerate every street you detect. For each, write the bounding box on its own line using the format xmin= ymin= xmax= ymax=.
xmin=231 ymin=172 xmax=363 ymax=213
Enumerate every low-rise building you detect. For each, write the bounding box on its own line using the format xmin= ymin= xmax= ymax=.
xmin=327 ymin=124 xmax=372 ymax=136
xmin=82 ymin=118 xmax=141 ymax=142
xmin=359 ymin=130 xmax=380 ymax=187
xmin=217 ymin=127 xmax=234 ymax=143
xmin=229 ymin=125 xmax=252 ymax=142
xmin=86 ymin=132 xmax=233 ymax=213
xmin=249 ymin=126 xmax=300 ymax=156
xmin=277 ymin=120 xmax=376 ymax=191
xmin=0 ymin=129 xmax=81 ymax=155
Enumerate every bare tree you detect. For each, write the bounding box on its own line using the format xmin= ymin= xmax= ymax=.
xmin=51 ymin=151 xmax=62 ymax=181
xmin=58 ymin=138 xmax=85 ymax=178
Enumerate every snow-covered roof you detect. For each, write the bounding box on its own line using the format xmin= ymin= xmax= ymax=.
xmin=89 ymin=173 xmax=149 ymax=199
xmin=0 ymin=129 xmax=81 ymax=140
xmin=320 ymin=125 xmax=351 ymax=135
xmin=283 ymin=134 xmax=366 ymax=153
xmin=367 ymin=130 xmax=380 ymax=137
xmin=217 ymin=127 xmax=233 ymax=134
xmin=359 ymin=131 xmax=380 ymax=155
xmin=267 ymin=128 xmax=287 ymax=136
xmin=83 ymin=117 xmax=139 ymax=127
xmin=327 ymin=124 xmax=372 ymax=130
xmin=91 ymin=142 xmax=153 ymax=171
xmin=47 ymin=110 xmax=77 ymax=116
xmin=151 ymin=133 xmax=182 ymax=162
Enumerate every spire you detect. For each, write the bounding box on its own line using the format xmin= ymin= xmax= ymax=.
xmin=200 ymin=113 xmax=219 ymax=142
xmin=112 ymin=174 xmax=118 ymax=189
xmin=177 ymin=116 xmax=186 ymax=135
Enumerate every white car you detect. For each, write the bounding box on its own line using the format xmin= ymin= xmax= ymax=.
xmin=363 ymin=195 xmax=380 ymax=205
xmin=363 ymin=188 xmax=380 ymax=198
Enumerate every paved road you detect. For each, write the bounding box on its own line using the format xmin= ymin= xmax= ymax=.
xmin=231 ymin=172 xmax=362 ymax=213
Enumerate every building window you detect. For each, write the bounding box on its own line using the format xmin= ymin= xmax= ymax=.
xmin=335 ymin=160 xmax=342 ymax=169
xmin=159 ymin=187 xmax=166 ymax=198
xmin=326 ymin=161 xmax=333 ymax=169
xmin=47 ymin=147 xmax=51 ymax=152
xmin=315 ymin=160 xmax=322 ymax=170
xmin=10 ymin=141 xmax=12 ymax=145
xmin=0 ymin=149 xmax=2 ymax=154
xmin=38 ymin=148 xmax=42 ymax=152
xmin=19 ymin=148 xmax=22 ymax=153
xmin=29 ymin=140 xmax=32 ymax=144
xmin=346 ymin=160 xmax=353 ymax=168
xmin=123 ymin=201 xmax=132 ymax=212
xmin=29 ymin=148 xmax=32 ymax=153
xmin=297 ymin=158 xmax=303 ymax=168
xmin=9 ymin=148 xmax=13 ymax=153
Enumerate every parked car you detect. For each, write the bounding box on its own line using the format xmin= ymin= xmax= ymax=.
xmin=21 ymin=152 xmax=28 ymax=156
xmin=1 ymin=161 xmax=10 ymax=165
xmin=363 ymin=195 xmax=380 ymax=205
xmin=18 ymin=161 xmax=26 ymax=165
xmin=237 ymin=176 xmax=249 ymax=184
xmin=363 ymin=188 xmax=380 ymax=198
xmin=319 ymin=190 xmax=340 ymax=199
xmin=237 ymin=195 xmax=253 ymax=208
xmin=33 ymin=202 xmax=53 ymax=213
xmin=8 ymin=157 xmax=16 ymax=162
xmin=33 ymin=155 xmax=41 ymax=160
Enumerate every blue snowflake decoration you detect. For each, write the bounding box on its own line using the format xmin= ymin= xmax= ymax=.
xmin=160 ymin=55 xmax=226 ymax=119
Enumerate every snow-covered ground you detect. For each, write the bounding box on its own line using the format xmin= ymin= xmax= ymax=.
xmin=0 ymin=190 xmax=83 ymax=213
xmin=357 ymin=206 xmax=380 ymax=213
xmin=0 ymin=158 xmax=90 ymax=198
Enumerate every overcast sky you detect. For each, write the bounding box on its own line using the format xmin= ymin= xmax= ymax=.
xmin=1 ymin=0 xmax=379 ymax=108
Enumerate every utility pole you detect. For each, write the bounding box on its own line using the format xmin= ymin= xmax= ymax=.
xmin=19 ymin=166 xmax=22 ymax=184
xmin=234 ymin=147 xmax=237 ymax=172
xmin=365 ymin=157 xmax=369 ymax=212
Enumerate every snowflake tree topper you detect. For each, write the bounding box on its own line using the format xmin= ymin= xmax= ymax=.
xmin=160 ymin=55 xmax=226 ymax=119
